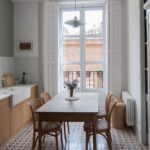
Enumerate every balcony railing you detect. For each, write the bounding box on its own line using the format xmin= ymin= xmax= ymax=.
xmin=64 ymin=71 xmax=103 ymax=88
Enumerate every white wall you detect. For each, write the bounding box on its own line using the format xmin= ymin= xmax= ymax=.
xmin=125 ymin=0 xmax=142 ymax=140
xmin=109 ymin=0 xmax=122 ymax=97
xmin=121 ymin=0 xmax=128 ymax=91
xmin=13 ymin=2 xmax=41 ymax=88
xmin=14 ymin=2 xmax=39 ymax=57
xmin=41 ymin=1 xmax=59 ymax=96
xmin=14 ymin=57 xmax=39 ymax=84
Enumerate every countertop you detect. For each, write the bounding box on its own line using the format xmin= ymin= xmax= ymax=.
xmin=0 ymin=84 xmax=37 ymax=106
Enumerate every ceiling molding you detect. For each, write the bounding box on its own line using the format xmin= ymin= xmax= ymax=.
xmin=57 ymin=0 xmax=105 ymax=6
xmin=11 ymin=0 xmax=42 ymax=2
xmin=11 ymin=0 xmax=105 ymax=4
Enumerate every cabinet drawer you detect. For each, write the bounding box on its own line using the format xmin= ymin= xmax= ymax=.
xmin=10 ymin=104 xmax=22 ymax=135
xmin=0 ymin=111 xmax=10 ymax=145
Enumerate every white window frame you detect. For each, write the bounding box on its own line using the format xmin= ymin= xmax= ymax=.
xmin=58 ymin=5 xmax=106 ymax=92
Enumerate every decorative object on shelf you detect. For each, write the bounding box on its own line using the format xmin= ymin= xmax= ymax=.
xmin=17 ymin=41 xmax=33 ymax=51
xmin=65 ymin=0 xmax=85 ymax=28
xmin=64 ymin=79 xmax=79 ymax=101
xmin=2 ymin=76 xmax=6 ymax=87
xmin=4 ymin=73 xmax=15 ymax=87
xmin=21 ymin=72 xmax=26 ymax=84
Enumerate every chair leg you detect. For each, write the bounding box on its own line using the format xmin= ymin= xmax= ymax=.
xmin=43 ymin=134 xmax=45 ymax=143
xmin=67 ymin=122 xmax=70 ymax=134
xmin=107 ymin=131 xmax=112 ymax=142
xmin=106 ymin=137 xmax=112 ymax=150
xmin=63 ymin=123 xmax=67 ymax=142
xmin=55 ymin=132 xmax=59 ymax=150
xmin=86 ymin=133 xmax=88 ymax=150
xmin=32 ymin=130 xmax=36 ymax=150
xmin=86 ymin=131 xmax=90 ymax=150
xmin=107 ymin=131 xmax=112 ymax=150
xmin=60 ymin=129 xmax=64 ymax=149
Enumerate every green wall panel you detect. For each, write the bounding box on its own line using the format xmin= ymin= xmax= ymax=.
xmin=0 ymin=0 xmax=13 ymax=57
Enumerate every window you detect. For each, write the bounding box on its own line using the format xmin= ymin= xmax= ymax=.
xmin=59 ymin=6 xmax=105 ymax=92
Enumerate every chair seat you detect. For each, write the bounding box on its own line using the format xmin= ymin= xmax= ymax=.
xmin=35 ymin=121 xmax=62 ymax=132
xmin=97 ymin=119 xmax=108 ymax=131
xmin=96 ymin=108 xmax=106 ymax=118
xmin=84 ymin=119 xmax=108 ymax=131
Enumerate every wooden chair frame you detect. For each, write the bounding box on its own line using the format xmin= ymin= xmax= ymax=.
xmin=29 ymin=98 xmax=63 ymax=150
xmin=40 ymin=92 xmax=70 ymax=142
xmin=85 ymin=96 xmax=118 ymax=150
xmin=96 ymin=91 xmax=114 ymax=119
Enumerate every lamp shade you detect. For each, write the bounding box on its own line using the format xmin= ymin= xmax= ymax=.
xmin=64 ymin=0 xmax=85 ymax=28
xmin=65 ymin=16 xmax=84 ymax=28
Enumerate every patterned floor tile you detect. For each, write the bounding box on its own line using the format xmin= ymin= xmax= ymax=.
xmin=0 ymin=123 xmax=148 ymax=150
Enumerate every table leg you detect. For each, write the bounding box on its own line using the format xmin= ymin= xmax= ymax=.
xmin=92 ymin=117 xmax=97 ymax=150
xmin=38 ymin=117 xmax=42 ymax=150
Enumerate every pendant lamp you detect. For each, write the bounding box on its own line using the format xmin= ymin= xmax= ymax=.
xmin=65 ymin=0 xmax=85 ymax=28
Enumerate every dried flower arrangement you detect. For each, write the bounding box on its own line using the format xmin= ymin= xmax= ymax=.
xmin=64 ymin=79 xmax=79 ymax=97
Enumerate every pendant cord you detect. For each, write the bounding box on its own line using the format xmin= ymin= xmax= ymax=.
xmin=75 ymin=0 xmax=76 ymax=17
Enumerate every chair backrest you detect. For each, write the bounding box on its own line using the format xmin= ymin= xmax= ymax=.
xmin=29 ymin=98 xmax=43 ymax=129
xmin=107 ymin=96 xmax=118 ymax=127
xmin=105 ymin=91 xmax=114 ymax=112
xmin=40 ymin=92 xmax=52 ymax=103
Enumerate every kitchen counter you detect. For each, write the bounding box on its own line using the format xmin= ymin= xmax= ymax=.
xmin=0 ymin=84 xmax=38 ymax=146
xmin=0 ymin=84 xmax=37 ymax=106
xmin=0 ymin=93 xmax=10 ymax=100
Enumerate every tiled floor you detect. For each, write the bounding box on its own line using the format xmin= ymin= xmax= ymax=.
xmin=1 ymin=122 xmax=148 ymax=150
xmin=66 ymin=123 xmax=108 ymax=150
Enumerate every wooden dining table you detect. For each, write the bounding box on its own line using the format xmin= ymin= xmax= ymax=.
xmin=36 ymin=92 xmax=99 ymax=150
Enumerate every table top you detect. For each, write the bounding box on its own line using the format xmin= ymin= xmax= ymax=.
xmin=36 ymin=92 xmax=99 ymax=114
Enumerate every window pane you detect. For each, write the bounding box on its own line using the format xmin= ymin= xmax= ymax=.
xmin=63 ymin=11 xmax=80 ymax=36
xmin=85 ymin=10 xmax=103 ymax=36
xmin=63 ymin=38 xmax=80 ymax=62
xmin=63 ymin=64 xmax=80 ymax=89
xmin=85 ymin=64 xmax=103 ymax=88
xmin=85 ymin=38 xmax=103 ymax=62
xmin=63 ymin=64 xmax=80 ymax=80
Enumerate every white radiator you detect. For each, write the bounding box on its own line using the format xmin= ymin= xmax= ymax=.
xmin=122 ymin=91 xmax=135 ymax=126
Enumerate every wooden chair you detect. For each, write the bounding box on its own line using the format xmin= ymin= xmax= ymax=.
xmin=29 ymin=98 xmax=63 ymax=150
xmin=40 ymin=92 xmax=52 ymax=104
xmin=96 ymin=91 xmax=114 ymax=119
xmin=40 ymin=92 xmax=70 ymax=141
xmin=84 ymin=96 xmax=118 ymax=150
